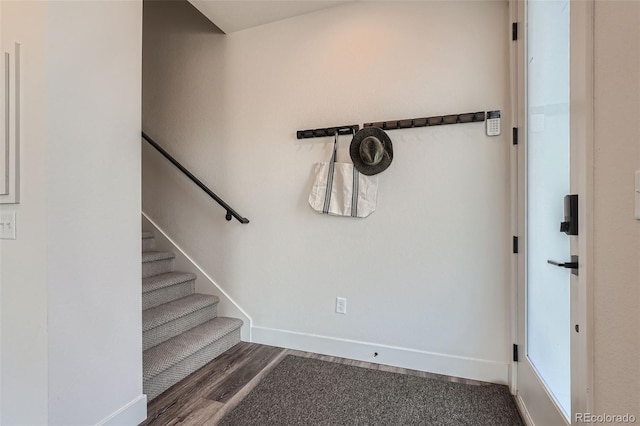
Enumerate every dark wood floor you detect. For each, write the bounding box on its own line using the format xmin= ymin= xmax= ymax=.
xmin=142 ymin=342 xmax=286 ymax=425
xmin=142 ymin=342 xmax=492 ymax=426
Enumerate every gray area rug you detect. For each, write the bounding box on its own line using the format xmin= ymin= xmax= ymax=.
xmin=219 ymin=355 xmax=524 ymax=425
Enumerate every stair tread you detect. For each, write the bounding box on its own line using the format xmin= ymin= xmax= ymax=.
xmin=143 ymin=271 xmax=197 ymax=294
xmin=143 ymin=293 xmax=219 ymax=332
xmin=142 ymin=231 xmax=154 ymax=239
xmin=143 ymin=317 xmax=243 ymax=380
xmin=142 ymin=250 xmax=175 ymax=263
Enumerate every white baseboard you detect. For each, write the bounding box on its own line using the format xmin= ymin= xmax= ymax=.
xmin=96 ymin=394 xmax=147 ymax=426
xmin=252 ymin=326 xmax=510 ymax=384
xmin=514 ymin=392 xmax=535 ymax=426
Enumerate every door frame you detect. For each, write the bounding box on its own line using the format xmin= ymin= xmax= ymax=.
xmin=509 ymin=0 xmax=594 ymax=423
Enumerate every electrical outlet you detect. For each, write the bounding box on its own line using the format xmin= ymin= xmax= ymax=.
xmin=336 ymin=297 xmax=347 ymax=314
xmin=0 ymin=211 xmax=16 ymax=239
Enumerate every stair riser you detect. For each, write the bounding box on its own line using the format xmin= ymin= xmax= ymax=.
xmin=143 ymin=280 xmax=196 ymax=310
xmin=142 ymin=237 xmax=155 ymax=252
xmin=142 ymin=258 xmax=173 ymax=278
xmin=143 ymin=305 xmax=218 ymax=351
xmin=144 ymin=328 xmax=241 ymax=401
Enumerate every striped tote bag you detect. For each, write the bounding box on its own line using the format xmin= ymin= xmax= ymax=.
xmin=308 ymin=131 xmax=378 ymax=218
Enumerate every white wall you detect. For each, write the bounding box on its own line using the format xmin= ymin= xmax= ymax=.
xmin=0 ymin=2 xmax=49 ymax=424
xmin=143 ymin=0 xmax=227 ymax=296
xmin=1 ymin=1 xmax=145 ymax=425
xmin=592 ymin=0 xmax=640 ymax=415
xmin=46 ymin=2 xmax=144 ymax=425
xmin=143 ymin=0 xmax=512 ymax=382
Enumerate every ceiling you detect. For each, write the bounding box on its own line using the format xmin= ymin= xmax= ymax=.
xmin=188 ymin=1 xmax=349 ymax=34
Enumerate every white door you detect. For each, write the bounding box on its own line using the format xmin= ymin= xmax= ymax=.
xmin=513 ymin=0 xmax=591 ymax=424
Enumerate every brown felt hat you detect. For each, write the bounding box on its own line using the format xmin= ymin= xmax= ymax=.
xmin=349 ymin=127 xmax=393 ymax=176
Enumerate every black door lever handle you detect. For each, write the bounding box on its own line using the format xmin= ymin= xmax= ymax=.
xmin=547 ymin=260 xmax=578 ymax=269
xmin=547 ymin=255 xmax=579 ymax=275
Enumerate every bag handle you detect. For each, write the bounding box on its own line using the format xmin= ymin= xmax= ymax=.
xmin=323 ymin=130 xmax=339 ymax=213
xmin=330 ymin=130 xmax=339 ymax=163
xmin=329 ymin=127 xmax=356 ymax=163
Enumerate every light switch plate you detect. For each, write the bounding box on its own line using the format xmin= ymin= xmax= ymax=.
xmin=0 ymin=211 xmax=16 ymax=239
xmin=635 ymin=171 xmax=640 ymax=220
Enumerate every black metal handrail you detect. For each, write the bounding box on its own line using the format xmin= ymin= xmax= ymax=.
xmin=142 ymin=132 xmax=249 ymax=224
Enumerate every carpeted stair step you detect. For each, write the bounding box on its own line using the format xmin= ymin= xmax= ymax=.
xmin=142 ymin=250 xmax=175 ymax=278
xmin=142 ymin=231 xmax=155 ymax=252
xmin=142 ymin=271 xmax=197 ymax=310
xmin=143 ymin=293 xmax=219 ymax=351
xmin=143 ymin=316 xmax=243 ymax=401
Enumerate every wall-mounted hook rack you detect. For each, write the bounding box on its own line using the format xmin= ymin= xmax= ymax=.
xmin=363 ymin=111 xmax=486 ymax=131
xmin=296 ymin=125 xmax=359 ymax=140
xmin=296 ymin=111 xmax=488 ymax=140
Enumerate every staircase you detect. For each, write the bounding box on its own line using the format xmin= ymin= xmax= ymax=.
xmin=142 ymin=231 xmax=243 ymax=400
